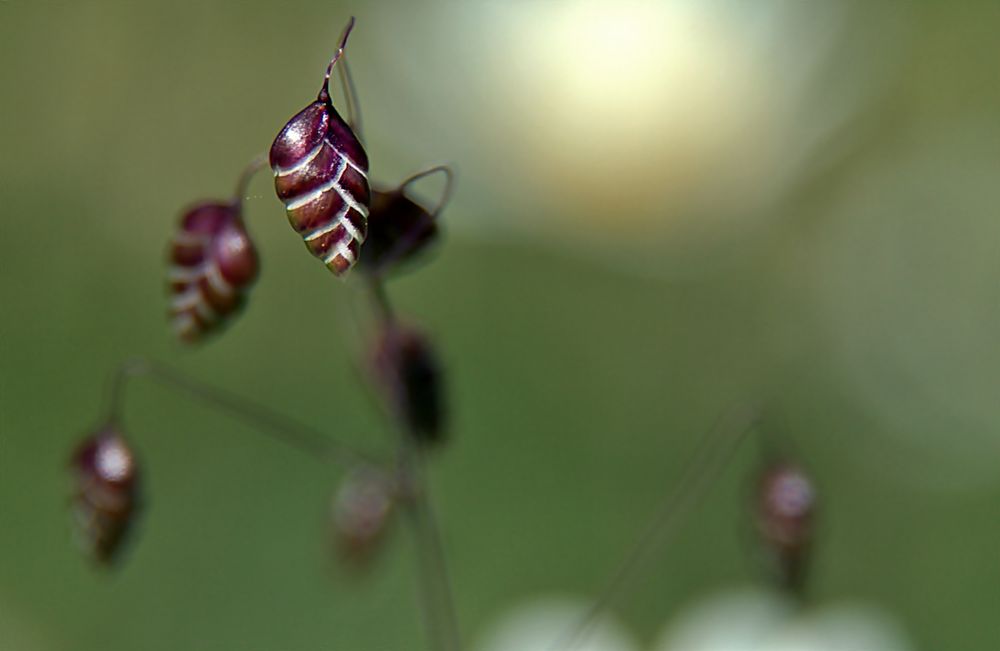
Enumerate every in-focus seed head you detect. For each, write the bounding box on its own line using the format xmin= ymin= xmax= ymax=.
xmin=69 ymin=427 xmax=141 ymax=566
xmin=755 ymin=462 xmax=816 ymax=592
xmin=331 ymin=466 xmax=396 ymax=569
xmin=358 ymin=185 xmax=440 ymax=274
xmin=167 ymin=200 xmax=259 ymax=343
xmin=371 ymin=324 xmax=446 ymax=446
xmin=270 ymin=20 xmax=371 ymax=277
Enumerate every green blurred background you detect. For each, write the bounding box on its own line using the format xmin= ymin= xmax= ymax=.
xmin=1 ymin=1 xmax=999 ymax=649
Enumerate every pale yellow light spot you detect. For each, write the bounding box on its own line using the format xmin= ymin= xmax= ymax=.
xmin=498 ymin=1 xmax=783 ymax=231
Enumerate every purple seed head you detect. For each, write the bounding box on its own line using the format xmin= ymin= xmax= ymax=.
xmin=371 ymin=324 xmax=446 ymax=446
xmin=331 ymin=466 xmax=396 ymax=569
xmin=167 ymin=199 xmax=259 ymax=343
xmin=70 ymin=427 xmax=140 ymax=566
xmin=270 ymin=19 xmax=370 ymax=277
xmin=755 ymin=462 xmax=816 ymax=592
xmin=358 ymin=185 xmax=440 ymax=274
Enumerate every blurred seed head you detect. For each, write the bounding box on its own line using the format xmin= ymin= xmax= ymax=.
xmin=331 ymin=466 xmax=397 ymax=569
xmin=654 ymin=587 xmax=915 ymax=651
xmin=755 ymin=462 xmax=816 ymax=594
xmin=477 ymin=596 xmax=638 ymax=651
xmin=69 ymin=426 xmax=140 ymax=566
xmin=167 ymin=200 xmax=259 ymax=343
xmin=371 ymin=323 xmax=446 ymax=446
xmin=358 ymin=184 xmax=440 ymax=275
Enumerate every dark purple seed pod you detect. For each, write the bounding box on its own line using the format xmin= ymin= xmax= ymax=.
xmin=167 ymin=159 xmax=262 ymax=343
xmin=359 ymin=166 xmax=453 ymax=275
xmin=270 ymin=18 xmax=370 ymax=277
xmin=755 ymin=462 xmax=816 ymax=593
xmin=331 ymin=466 xmax=396 ymax=569
xmin=371 ymin=324 xmax=446 ymax=445
xmin=70 ymin=426 xmax=140 ymax=565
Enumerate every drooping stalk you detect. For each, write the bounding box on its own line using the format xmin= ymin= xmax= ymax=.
xmin=104 ymin=357 xmax=377 ymax=468
xmin=550 ymin=405 xmax=761 ymax=651
xmin=364 ymin=276 xmax=462 ymax=651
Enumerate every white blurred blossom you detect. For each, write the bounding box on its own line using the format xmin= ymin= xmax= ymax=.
xmin=653 ymin=588 xmax=914 ymax=651
xmin=477 ymin=589 xmax=913 ymax=651
xmin=477 ymin=596 xmax=638 ymax=651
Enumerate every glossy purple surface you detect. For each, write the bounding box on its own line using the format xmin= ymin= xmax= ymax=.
xmin=325 ymin=106 xmax=368 ymax=170
xmin=270 ymin=93 xmax=370 ymax=276
xmin=274 ymin=142 xmax=342 ymax=201
xmin=269 ymin=102 xmax=328 ymax=170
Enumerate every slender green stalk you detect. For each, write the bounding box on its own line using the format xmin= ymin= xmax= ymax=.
xmin=104 ymin=357 xmax=377 ymax=468
xmin=366 ymin=277 xmax=462 ymax=651
xmin=550 ymin=404 xmax=761 ymax=651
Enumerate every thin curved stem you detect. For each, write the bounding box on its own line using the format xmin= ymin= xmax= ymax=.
xmin=753 ymin=406 xmax=800 ymax=464
xmin=233 ymin=153 xmax=267 ymax=210
xmin=399 ymin=165 xmax=455 ymax=218
xmin=337 ymin=54 xmax=364 ymax=140
xmin=549 ymin=404 xmax=761 ymax=651
xmin=399 ymin=439 xmax=463 ymax=651
xmin=361 ymin=274 xmax=462 ymax=651
xmin=368 ymin=276 xmax=396 ymax=325
xmin=103 ymin=357 xmax=378 ymax=468
xmin=319 ymin=16 xmax=357 ymax=102
xmin=374 ymin=166 xmax=456 ymax=278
